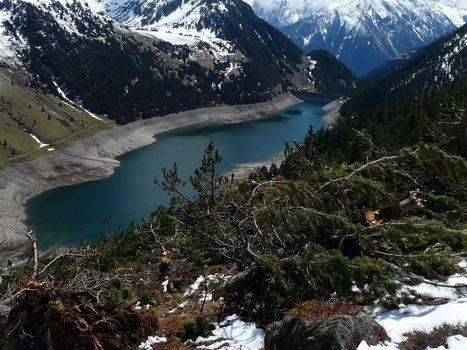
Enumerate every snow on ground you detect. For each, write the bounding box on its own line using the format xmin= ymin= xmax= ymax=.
xmin=361 ymin=298 xmax=467 ymax=348
xmin=153 ymin=1 xmax=200 ymax=28
xmin=167 ymin=273 xmax=227 ymax=313
xmin=138 ymin=335 xmax=167 ymax=350
xmin=29 ymin=134 xmax=49 ymax=148
xmin=359 ymin=270 xmax=467 ymax=349
xmin=139 ymin=268 xmax=467 ymax=350
xmin=139 ymin=312 xmax=264 ymax=350
xmin=195 ymin=315 xmax=264 ymax=350
xmin=0 ymin=9 xmax=26 ymax=66
xmin=433 ymin=0 xmax=467 ymax=27
xmin=184 ymin=275 xmax=206 ymax=296
xmin=139 ymin=29 xmax=200 ymax=46
xmin=53 ymin=81 xmax=103 ymax=121
xmin=138 ymin=27 xmax=236 ymax=61
xmin=140 ymin=273 xmax=265 ymax=349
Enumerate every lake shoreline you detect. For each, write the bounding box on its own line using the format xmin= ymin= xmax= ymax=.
xmin=232 ymin=97 xmax=343 ymax=179
xmin=0 ymin=93 xmax=340 ymax=265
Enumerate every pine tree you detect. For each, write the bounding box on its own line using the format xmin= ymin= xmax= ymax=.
xmin=189 ymin=141 xmax=230 ymax=214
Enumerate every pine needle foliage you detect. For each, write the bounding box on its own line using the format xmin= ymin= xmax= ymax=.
xmin=4 ymin=75 xmax=467 ymax=330
xmin=149 ymin=138 xmax=467 ymax=322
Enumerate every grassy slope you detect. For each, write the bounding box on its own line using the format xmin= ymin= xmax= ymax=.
xmin=0 ymin=64 xmax=114 ymax=167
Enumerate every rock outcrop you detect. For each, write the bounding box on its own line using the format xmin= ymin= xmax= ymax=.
xmin=264 ymin=301 xmax=388 ymax=350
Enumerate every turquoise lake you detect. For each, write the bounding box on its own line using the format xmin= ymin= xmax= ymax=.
xmin=24 ymin=102 xmax=327 ymax=251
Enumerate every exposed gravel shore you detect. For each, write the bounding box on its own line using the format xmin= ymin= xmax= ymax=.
xmin=320 ymin=96 xmax=344 ymax=129
xmin=0 ymin=93 xmax=307 ymax=265
xmin=0 ymin=94 xmax=342 ymax=266
xmin=232 ymin=97 xmax=343 ymax=178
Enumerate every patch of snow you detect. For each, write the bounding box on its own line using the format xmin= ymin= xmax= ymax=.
xmin=83 ymin=109 xmax=103 ymax=121
xmin=0 ymin=10 xmax=27 ymax=66
xmin=217 ymin=3 xmax=227 ymax=13
xmin=162 ymin=276 xmax=169 ymax=292
xmin=185 ymin=275 xmax=205 ymax=296
xmin=168 ymin=300 xmax=189 ymax=313
xmin=138 ymin=335 xmax=167 ymax=349
xmin=364 ymin=299 xmax=467 ymax=345
xmin=400 ymin=274 xmax=467 ymax=300
xmin=53 ymin=81 xmax=103 ymax=120
xmin=361 ymin=270 xmax=467 ymax=349
xmin=195 ymin=314 xmax=264 ymax=350
xmin=29 ymin=134 xmax=49 ymax=148
xmin=134 ymin=301 xmax=150 ymax=310
xmin=138 ymin=27 xmax=236 ymax=62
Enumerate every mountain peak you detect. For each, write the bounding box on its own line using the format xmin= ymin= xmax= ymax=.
xmin=0 ymin=0 xmax=308 ymax=127
xmin=249 ymin=0 xmax=466 ymax=76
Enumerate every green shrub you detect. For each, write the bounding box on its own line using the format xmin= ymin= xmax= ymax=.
xmin=183 ymin=315 xmax=214 ymax=341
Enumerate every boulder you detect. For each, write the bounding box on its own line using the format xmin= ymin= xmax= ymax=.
xmin=264 ymin=301 xmax=388 ymax=350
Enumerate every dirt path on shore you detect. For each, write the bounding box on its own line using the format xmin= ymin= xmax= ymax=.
xmin=0 ymin=94 xmax=308 ymax=265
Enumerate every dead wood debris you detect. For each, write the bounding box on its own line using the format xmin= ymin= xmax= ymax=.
xmin=365 ymin=191 xmax=425 ymax=226
xmin=5 ymin=280 xmax=158 ymax=350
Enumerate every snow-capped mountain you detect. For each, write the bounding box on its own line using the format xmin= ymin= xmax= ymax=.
xmin=99 ymin=0 xmax=301 ymax=66
xmin=248 ymin=0 xmax=467 ymax=77
xmin=0 ymin=0 xmax=120 ymax=67
xmin=0 ymin=0 xmax=312 ymax=126
xmin=345 ymin=23 xmax=467 ymax=112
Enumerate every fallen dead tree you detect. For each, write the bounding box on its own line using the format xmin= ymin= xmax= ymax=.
xmin=365 ymin=190 xmax=425 ymax=225
xmin=212 ymin=268 xmax=254 ymax=301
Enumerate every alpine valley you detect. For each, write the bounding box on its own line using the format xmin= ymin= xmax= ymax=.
xmin=1 ymin=0 xmax=352 ymax=162
xmin=2 ymin=0 xmax=467 ymax=349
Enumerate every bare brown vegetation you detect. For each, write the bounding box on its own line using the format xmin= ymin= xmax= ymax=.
xmin=6 ymin=280 xmax=159 ymax=350
xmin=287 ymin=300 xmax=363 ymax=320
xmin=399 ymin=322 xmax=467 ymax=350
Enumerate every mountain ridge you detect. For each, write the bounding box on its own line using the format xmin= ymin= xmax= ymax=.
xmin=342 ymin=22 xmax=467 ymax=117
xmin=1 ymin=0 xmax=352 ymax=165
xmin=248 ymin=0 xmax=467 ymax=76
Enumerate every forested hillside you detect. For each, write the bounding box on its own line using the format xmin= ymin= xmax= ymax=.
xmin=1 ymin=0 xmax=304 ymax=125
xmin=3 ymin=38 xmax=467 ymax=350
xmin=0 ymin=0 xmax=311 ymax=165
xmin=343 ymin=23 xmax=467 ymax=112
xmin=2 ymin=6 xmax=467 ymax=350
xmin=306 ymin=49 xmax=356 ymax=94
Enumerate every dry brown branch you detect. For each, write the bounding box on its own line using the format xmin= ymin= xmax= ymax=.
xmin=37 ymin=248 xmax=73 ymax=276
xmin=329 ymin=152 xmax=413 ymax=213
xmin=365 ymin=191 xmax=425 ymax=226
xmin=25 ymin=230 xmax=38 ymax=279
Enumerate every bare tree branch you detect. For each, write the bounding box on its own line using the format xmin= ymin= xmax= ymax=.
xmin=25 ymin=230 xmax=38 ymax=279
xmin=37 ymin=248 xmax=73 ymax=277
xmin=329 ymin=152 xmax=414 ymax=213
